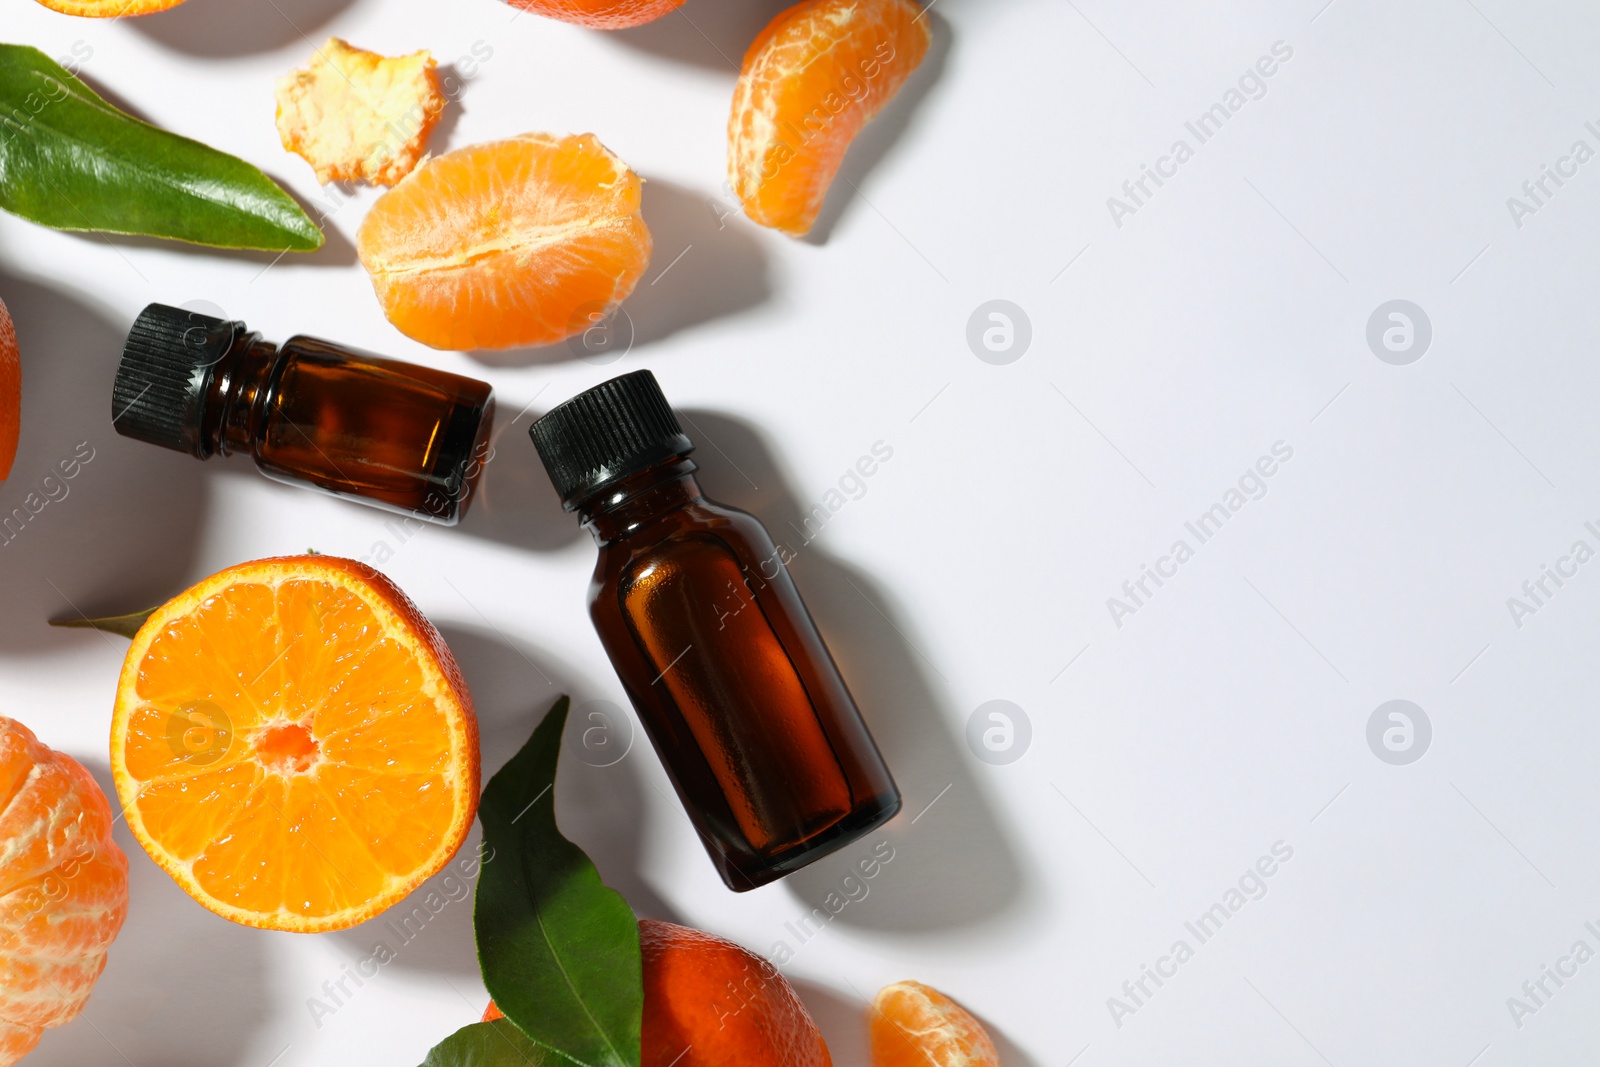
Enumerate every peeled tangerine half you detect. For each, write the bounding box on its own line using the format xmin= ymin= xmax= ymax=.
xmin=357 ymin=133 xmax=652 ymax=351
xmin=0 ymin=718 xmax=128 ymax=1067
xmin=109 ymin=556 xmax=480 ymax=933
xmin=730 ymin=0 xmax=932 ymax=236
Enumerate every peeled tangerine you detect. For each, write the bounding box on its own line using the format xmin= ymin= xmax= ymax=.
xmin=730 ymin=0 xmax=931 ymax=236
xmin=0 ymin=718 xmax=128 ymax=1066
xmin=871 ymin=981 xmax=1000 ymax=1067
xmin=275 ymin=38 xmax=444 ymax=187
xmin=357 ymin=133 xmax=652 ymax=351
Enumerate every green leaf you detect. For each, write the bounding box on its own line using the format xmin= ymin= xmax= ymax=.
xmin=0 ymin=44 xmax=322 ymax=251
xmin=48 ymin=605 xmax=157 ymax=639
xmin=475 ymin=696 xmax=642 ymax=1067
xmin=420 ymin=1020 xmax=565 ymax=1067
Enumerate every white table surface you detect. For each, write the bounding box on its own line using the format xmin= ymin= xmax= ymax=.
xmin=5 ymin=0 xmax=1600 ymax=1063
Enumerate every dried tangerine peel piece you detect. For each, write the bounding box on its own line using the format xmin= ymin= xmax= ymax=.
xmin=357 ymin=133 xmax=652 ymax=351
xmin=504 ymin=0 xmax=686 ymax=28
xmin=276 ymin=37 xmax=444 ymax=187
xmin=110 ymin=555 xmax=480 ymax=933
xmin=31 ymin=0 xmax=185 ymax=16
xmin=0 ymin=298 xmax=17 ymax=480
xmin=730 ymin=0 xmax=932 ymax=236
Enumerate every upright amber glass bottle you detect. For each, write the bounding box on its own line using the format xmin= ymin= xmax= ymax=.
xmin=112 ymin=304 xmax=494 ymax=524
xmin=530 ymin=370 xmax=901 ymax=890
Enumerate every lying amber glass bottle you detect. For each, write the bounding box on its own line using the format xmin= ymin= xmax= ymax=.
xmin=112 ymin=304 xmax=493 ymax=524
xmin=530 ymin=371 xmax=901 ymax=890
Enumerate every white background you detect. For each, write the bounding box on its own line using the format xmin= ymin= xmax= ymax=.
xmin=3 ymin=0 xmax=1600 ymax=1064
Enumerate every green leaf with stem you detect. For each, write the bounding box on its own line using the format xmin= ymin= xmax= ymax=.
xmin=475 ymin=696 xmax=642 ymax=1067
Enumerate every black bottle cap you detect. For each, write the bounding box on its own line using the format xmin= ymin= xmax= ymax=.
xmin=529 ymin=370 xmax=694 ymax=510
xmin=112 ymin=303 xmax=243 ymax=457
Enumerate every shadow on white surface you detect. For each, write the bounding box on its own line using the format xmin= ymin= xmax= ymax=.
xmin=29 ymin=761 xmax=272 ymax=1067
xmin=803 ymin=10 xmax=951 ymax=246
xmin=608 ymin=0 xmax=798 ymax=72
xmin=0 ymin=271 xmax=211 ymax=654
xmin=464 ymin=177 xmax=772 ymax=368
xmin=678 ymin=411 xmax=1028 ymax=932
xmin=431 ymin=622 xmax=680 ymax=923
xmin=792 ymin=979 xmax=868 ymax=1067
xmin=131 ymin=0 xmax=360 ymax=59
xmin=456 ymin=399 xmax=586 ymax=553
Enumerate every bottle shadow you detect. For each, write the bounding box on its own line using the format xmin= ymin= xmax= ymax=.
xmin=0 ymin=271 xmax=209 ymax=654
xmin=130 ymin=0 xmax=358 ymax=58
xmin=29 ymin=762 xmax=272 ymax=1066
xmin=465 ymin=178 xmax=771 ymax=369
xmin=676 ymin=411 xmax=1027 ymax=932
xmin=455 ymin=399 xmax=584 ymax=553
xmin=802 ymin=10 xmax=950 ymax=245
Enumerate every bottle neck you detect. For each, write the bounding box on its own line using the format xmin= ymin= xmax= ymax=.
xmin=198 ymin=334 xmax=281 ymax=459
xmin=577 ymin=457 xmax=703 ymax=544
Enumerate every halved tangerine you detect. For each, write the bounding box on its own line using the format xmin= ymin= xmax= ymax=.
xmin=357 ymin=132 xmax=652 ymax=351
xmin=109 ymin=555 xmax=480 ymax=933
xmin=729 ymin=0 xmax=932 ymax=236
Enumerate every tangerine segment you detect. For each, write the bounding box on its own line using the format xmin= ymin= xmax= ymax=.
xmin=30 ymin=0 xmax=185 ymax=15
xmin=0 ymin=297 xmax=16 ymax=480
xmin=729 ymin=0 xmax=931 ymax=236
xmin=357 ymin=133 xmax=652 ymax=351
xmin=503 ymin=0 xmax=686 ymax=28
xmin=110 ymin=555 xmax=480 ymax=933
xmin=870 ymin=980 xmax=1000 ymax=1067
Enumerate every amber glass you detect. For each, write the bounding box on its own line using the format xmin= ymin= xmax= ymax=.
xmin=205 ymin=337 xmax=493 ymax=524
xmin=579 ymin=456 xmax=901 ymax=890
